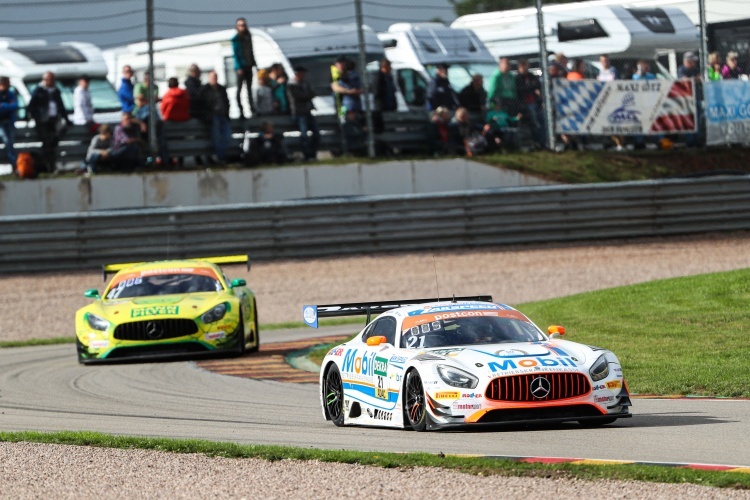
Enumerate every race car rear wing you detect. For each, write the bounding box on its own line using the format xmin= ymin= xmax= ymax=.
xmin=102 ymin=254 xmax=251 ymax=281
xmin=301 ymin=295 xmax=493 ymax=328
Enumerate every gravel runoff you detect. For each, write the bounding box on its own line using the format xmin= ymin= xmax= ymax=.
xmin=3 ymin=233 xmax=750 ymax=341
xmin=4 ymin=233 xmax=750 ymax=496
xmin=1 ymin=442 xmax=747 ymax=499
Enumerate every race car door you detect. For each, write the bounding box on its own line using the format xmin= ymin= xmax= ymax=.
xmin=361 ymin=317 xmax=399 ymax=419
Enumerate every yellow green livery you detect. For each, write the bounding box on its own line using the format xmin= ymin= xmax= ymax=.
xmin=75 ymin=255 xmax=258 ymax=364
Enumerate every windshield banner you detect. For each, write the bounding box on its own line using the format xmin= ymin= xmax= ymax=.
xmin=553 ymin=79 xmax=696 ymax=135
xmin=704 ymin=80 xmax=750 ymax=145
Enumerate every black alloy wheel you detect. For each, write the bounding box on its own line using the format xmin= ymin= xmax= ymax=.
xmin=404 ymin=370 xmax=427 ymax=432
xmin=247 ymin=301 xmax=260 ymax=353
xmin=235 ymin=313 xmax=246 ymax=355
xmin=324 ymin=365 xmax=345 ymax=426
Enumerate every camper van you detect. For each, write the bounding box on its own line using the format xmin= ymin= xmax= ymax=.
xmin=0 ymin=38 xmax=121 ymax=124
xmin=451 ymin=2 xmax=699 ymax=76
xmin=106 ymin=22 xmax=399 ymax=117
xmin=377 ymin=23 xmax=496 ymax=109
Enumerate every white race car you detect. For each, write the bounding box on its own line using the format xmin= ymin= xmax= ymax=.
xmin=303 ymin=296 xmax=632 ymax=431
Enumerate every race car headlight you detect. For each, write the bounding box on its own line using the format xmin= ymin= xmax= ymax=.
xmin=436 ymin=364 xmax=478 ymax=389
xmin=589 ymin=354 xmax=610 ymax=381
xmin=201 ymin=303 xmax=227 ymax=324
xmin=86 ymin=313 xmax=109 ymax=331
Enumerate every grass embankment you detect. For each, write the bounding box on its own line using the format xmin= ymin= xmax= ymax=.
xmin=310 ymin=269 xmax=750 ymax=398
xmin=1 ymin=431 xmax=747 ymax=489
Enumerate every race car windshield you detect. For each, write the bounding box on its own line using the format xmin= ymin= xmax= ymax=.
xmin=400 ymin=316 xmax=544 ymax=349
xmin=106 ymin=274 xmax=223 ymax=299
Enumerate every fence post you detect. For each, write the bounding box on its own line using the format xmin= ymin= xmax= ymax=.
xmin=535 ymin=0 xmax=555 ymax=150
xmin=355 ymin=0 xmax=376 ymax=158
xmin=146 ymin=0 xmax=158 ymax=157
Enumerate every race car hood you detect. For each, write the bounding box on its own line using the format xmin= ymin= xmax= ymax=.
xmin=93 ymin=292 xmax=228 ymax=321
xmin=420 ymin=340 xmax=594 ymax=376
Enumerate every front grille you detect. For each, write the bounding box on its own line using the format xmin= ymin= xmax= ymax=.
xmin=485 ymin=372 xmax=590 ymax=402
xmin=476 ymin=404 xmax=603 ymax=424
xmin=113 ymin=319 xmax=198 ymax=341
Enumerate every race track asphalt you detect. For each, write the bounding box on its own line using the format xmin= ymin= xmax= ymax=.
xmin=1 ymin=328 xmax=748 ymax=467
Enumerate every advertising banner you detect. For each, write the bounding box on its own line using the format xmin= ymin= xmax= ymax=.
xmin=705 ymin=80 xmax=750 ymax=145
xmin=554 ymin=79 xmax=696 ymax=135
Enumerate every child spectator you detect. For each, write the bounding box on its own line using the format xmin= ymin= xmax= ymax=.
xmin=708 ymin=52 xmax=723 ymax=81
xmin=250 ymin=121 xmax=287 ymax=165
xmin=722 ymin=52 xmax=743 ymax=79
xmin=160 ymin=78 xmax=191 ymax=122
xmin=85 ymin=123 xmax=113 ymax=173
xmin=484 ymin=100 xmax=521 ymax=151
xmin=449 ymin=107 xmax=485 ymax=156
xmin=632 ymin=60 xmax=656 ymax=80
xmin=428 ymin=106 xmax=452 ymax=156
xmin=254 ymin=68 xmax=274 ymax=116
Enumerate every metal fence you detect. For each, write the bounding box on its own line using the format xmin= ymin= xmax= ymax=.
xmin=1 ymin=175 xmax=748 ymax=274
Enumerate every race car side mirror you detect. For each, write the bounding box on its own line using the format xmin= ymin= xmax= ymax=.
xmin=84 ymin=289 xmax=100 ymax=299
xmin=230 ymin=278 xmax=246 ymax=288
xmin=366 ymin=335 xmax=387 ymax=346
xmin=548 ymin=325 xmax=566 ymax=338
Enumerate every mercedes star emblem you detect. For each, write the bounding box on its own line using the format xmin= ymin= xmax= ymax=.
xmin=146 ymin=321 xmax=163 ymax=340
xmin=530 ymin=377 xmax=551 ymax=399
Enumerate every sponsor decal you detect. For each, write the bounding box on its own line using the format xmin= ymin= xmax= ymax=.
xmin=302 ymin=305 xmax=318 ymax=328
xmin=204 ymin=331 xmax=226 ymax=341
xmin=389 ymin=355 xmax=408 ymax=364
xmin=452 ymin=402 xmax=481 ymax=411
xmin=434 ymin=391 xmax=460 ymax=400
xmin=366 ymin=408 xmax=393 ymax=421
xmin=374 ymin=356 xmax=389 ymax=400
xmin=430 ymin=348 xmax=464 ymax=357
xmin=461 ymin=392 xmax=482 ymax=399
xmin=614 ymin=367 xmax=622 ymax=372
xmin=594 ymin=394 xmax=616 ymax=404
xmin=131 ymin=306 xmax=179 ymax=318
xmin=328 ymin=347 xmax=344 ymax=357
xmin=475 ymin=363 xmax=483 ymax=367
xmin=90 ymin=340 xmax=109 ymax=349
xmin=488 ymin=357 xmax=577 ymax=372
xmin=495 ymin=349 xmax=528 ymax=356
xmin=408 ymin=303 xmax=503 ymax=316
xmin=606 ymin=380 xmax=622 ymax=390
xmin=433 ymin=311 xmax=498 ymax=320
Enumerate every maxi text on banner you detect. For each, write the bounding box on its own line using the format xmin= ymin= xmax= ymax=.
xmin=554 ymin=79 xmax=696 ymax=135
xmin=705 ymin=80 xmax=750 ymax=145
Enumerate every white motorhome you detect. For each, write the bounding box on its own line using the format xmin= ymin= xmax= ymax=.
xmin=0 ymin=38 xmax=121 ymax=124
xmin=377 ymin=23 xmax=496 ymax=108
xmin=451 ymin=2 xmax=699 ymax=76
xmin=106 ymin=22 xmax=395 ymax=117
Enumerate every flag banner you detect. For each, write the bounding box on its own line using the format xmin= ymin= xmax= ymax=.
xmin=705 ymin=80 xmax=750 ymax=145
xmin=554 ymin=79 xmax=696 ymax=135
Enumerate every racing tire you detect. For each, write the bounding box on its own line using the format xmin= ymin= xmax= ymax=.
xmin=235 ymin=313 xmax=246 ymax=356
xmin=404 ymin=369 xmax=427 ymax=432
xmin=323 ymin=364 xmax=345 ymax=427
xmin=578 ymin=417 xmax=617 ymax=427
xmin=247 ymin=301 xmax=260 ymax=353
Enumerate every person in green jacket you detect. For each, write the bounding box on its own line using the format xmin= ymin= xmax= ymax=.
xmin=231 ymin=17 xmax=256 ymax=118
xmin=488 ymin=57 xmax=517 ymax=115
xmin=707 ymin=52 xmax=723 ymax=81
xmin=483 ymin=100 xmax=522 ymax=151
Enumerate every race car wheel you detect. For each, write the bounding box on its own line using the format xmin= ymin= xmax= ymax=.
xmin=235 ymin=313 xmax=246 ymax=356
xmin=404 ymin=369 xmax=427 ymax=432
xmin=579 ymin=417 xmax=617 ymax=427
xmin=247 ymin=301 xmax=259 ymax=353
xmin=324 ymin=364 xmax=345 ymax=427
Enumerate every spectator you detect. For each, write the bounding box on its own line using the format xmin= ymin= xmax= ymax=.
xmin=620 ymin=62 xmax=635 ymax=81
xmin=332 ymin=58 xmax=363 ymax=116
xmin=0 ymin=76 xmax=19 ymax=172
xmin=232 ymin=17 xmax=256 ymax=118
xmin=200 ymin=70 xmax=232 ymax=164
xmin=160 ymin=77 xmax=190 ymax=122
xmin=678 ymin=51 xmax=701 ymax=80
xmin=458 ymin=74 xmax=487 ymax=113
xmin=515 ymin=58 xmax=545 ymax=147
xmin=84 ymin=123 xmax=113 ymax=173
xmin=553 ymin=53 xmax=569 ymax=77
xmin=708 ymin=52 xmax=723 ymax=81
xmin=72 ymin=77 xmax=94 ymax=127
xmin=632 ymin=60 xmax=656 ymax=80
xmin=250 ymin=121 xmax=287 ymax=165
xmin=268 ymin=63 xmax=289 ymax=114
xmin=449 ymin=107 xmax=485 ymax=156
xmin=118 ymin=65 xmax=135 ymax=113
xmin=566 ymin=59 xmax=586 ymax=80
xmin=427 ymin=63 xmax=459 ymax=111
xmin=371 ymin=58 xmax=397 ymax=133
xmin=428 ymin=106 xmax=452 ymax=155
xmin=342 ymin=108 xmax=367 ymax=156
xmin=597 ymin=55 xmax=617 ymax=81
xmin=489 ymin=57 xmax=517 ymax=114
xmin=254 ymin=68 xmax=274 ymax=116
xmin=134 ymin=71 xmax=158 ymax=104
xmin=548 ymin=62 xmax=562 ymax=80
xmin=484 ymin=100 xmax=521 ymax=151
xmin=287 ymin=66 xmax=320 ymax=161
xmin=330 ymin=56 xmax=348 ymax=116
xmin=28 ymin=71 xmax=70 ymax=173
xmin=134 ymin=93 xmax=167 ymax=166
xmin=722 ymin=52 xmax=743 ymax=79
xmin=184 ymin=64 xmax=205 ymax=121
xmin=109 ymin=111 xmax=144 ymax=170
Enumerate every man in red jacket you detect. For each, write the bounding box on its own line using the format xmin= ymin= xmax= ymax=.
xmin=160 ymin=77 xmax=190 ymax=122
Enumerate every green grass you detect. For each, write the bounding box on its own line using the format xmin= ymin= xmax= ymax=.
xmin=0 ymin=337 xmax=76 ymax=348
xmin=0 ymin=431 xmax=747 ymax=489
xmin=518 ymin=268 xmax=750 ymax=397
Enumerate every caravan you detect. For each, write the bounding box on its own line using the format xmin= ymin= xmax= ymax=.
xmin=451 ymin=2 xmax=700 ymax=76
xmin=106 ymin=22 xmax=395 ymax=117
xmin=0 ymin=38 xmax=120 ymax=124
xmin=377 ymin=23 xmax=496 ymax=108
